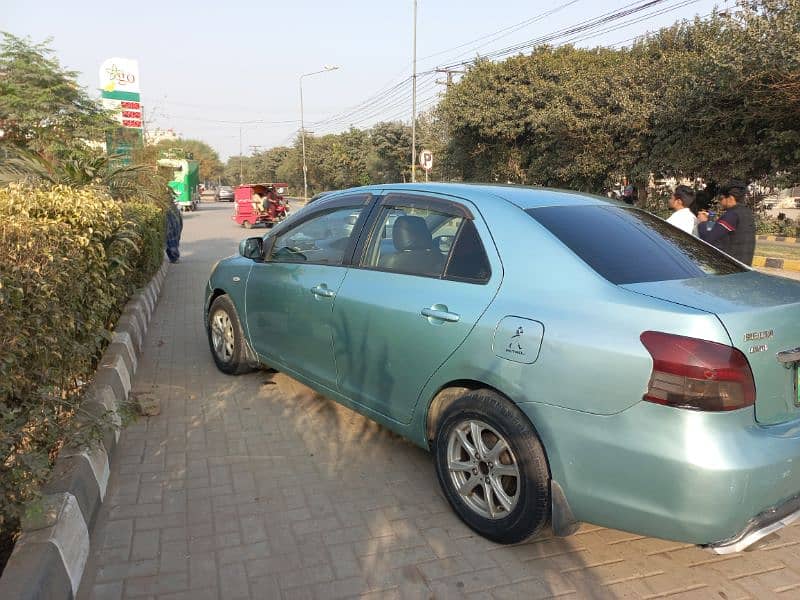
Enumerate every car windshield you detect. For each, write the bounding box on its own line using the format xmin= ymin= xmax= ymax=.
xmin=526 ymin=205 xmax=746 ymax=285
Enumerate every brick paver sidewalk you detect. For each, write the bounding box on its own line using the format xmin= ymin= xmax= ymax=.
xmin=78 ymin=203 xmax=800 ymax=599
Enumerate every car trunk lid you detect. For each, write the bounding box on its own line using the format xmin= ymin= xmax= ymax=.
xmin=623 ymin=271 xmax=800 ymax=424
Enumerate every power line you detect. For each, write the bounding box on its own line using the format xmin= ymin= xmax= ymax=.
xmin=313 ymin=74 xmax=440 ymax=134
xmin=439 ymin=0 xmax=680 ymax=68
xmin=309 ymin=1 xmax=696 ymax=137
xmin=418 ymin=0 xmax=585 ymax=66
xmin=308 ymin=3 xmax=585 ymax=131
xmin=559 ymin=0 xmax=704 ymax=47
xmin=161 ymin=114 xmax=298 ymax=125
xmin=309 ymin=71 xmax=437 ymax=129
xmin=607 ymin=3 xmax=729 ymax=47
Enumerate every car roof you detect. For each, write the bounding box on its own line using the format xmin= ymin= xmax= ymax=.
xmin=341 ymin=182 xmax=620 ymax=211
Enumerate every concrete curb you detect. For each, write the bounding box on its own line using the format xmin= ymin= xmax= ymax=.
xmin=0 ymin=259 xmax=170 ymax=600
xmin=757 ymin=234 xmax=799 ymax=244
xmin=752 ymin=255 xmax=800 ymax=272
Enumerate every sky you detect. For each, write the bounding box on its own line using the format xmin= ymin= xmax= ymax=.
xmin=4 ymin=0 xmax=731 ymax=160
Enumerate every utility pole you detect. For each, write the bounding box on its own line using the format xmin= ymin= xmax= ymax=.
xmin=411 ymin=0 xmax=417 ymax=183
xmin=238 ymin=125 xmax=243 ymax=185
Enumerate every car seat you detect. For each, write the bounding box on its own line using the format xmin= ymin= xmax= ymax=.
xmin=382 ymin=215 xmax=444 ymax=276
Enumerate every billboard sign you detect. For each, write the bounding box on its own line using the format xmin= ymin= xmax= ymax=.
xmin=99 ymin=57 xmax=140 ymax=94
xmin=100 ymin=58 xmax=142 ymax=130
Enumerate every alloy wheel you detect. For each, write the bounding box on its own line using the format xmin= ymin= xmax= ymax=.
xmin=446 ymin=419 xmax=520 ymax=519
xmin=210 ymin=310 xmax=235 ymax=363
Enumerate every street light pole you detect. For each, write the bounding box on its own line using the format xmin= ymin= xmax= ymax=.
xmin=411 ymin=0 xmax=417 ymax=183
xmin=300 ymin=66 xmax=339 ymax=200
xmin=300 ymin=78 xmax=307 ymax=200
xmin=239 ymin=125 xmax=243 ymax=185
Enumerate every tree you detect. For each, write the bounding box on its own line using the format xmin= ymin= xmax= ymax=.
xmin=255 ymin=146 xmax=292 ymax=182
xmin=439 ymin=47 xmax=651 ymax=191
xmin=0 ymin=146 xmax=163 ymax=201
xmin=640 ymin=1 xmax=800 ymax=183
xmin=0 ymin=33 xmax=113 ymax=157
xmin=223 ymin=154 xmax=256 ymax=185
xmin=368 ymin=121 xmax=412 ymax=183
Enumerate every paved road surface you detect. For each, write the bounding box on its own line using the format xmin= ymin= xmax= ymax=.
xmin=78 ymin=202 xmax=800 ymax=599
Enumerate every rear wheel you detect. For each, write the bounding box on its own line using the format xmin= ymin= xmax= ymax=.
xmin=433 ymin=389 xmax=550 ymax=544
xmin=242 ymin=220 xmax=252 ymax=229
xmin=207 ymin=295 xmax=254 ymax=375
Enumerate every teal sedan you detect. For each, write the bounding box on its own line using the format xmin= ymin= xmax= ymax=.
xmin=205 ymin=183 xmax=800 ymax=552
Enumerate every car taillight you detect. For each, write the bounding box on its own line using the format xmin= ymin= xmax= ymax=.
xmin=640 ymin=331 xmax=756 ymax=412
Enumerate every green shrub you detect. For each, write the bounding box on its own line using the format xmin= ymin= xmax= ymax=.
xmin=0 ymin=184 xmax=164 ymax=534
xmin=121 ymin=202 xmax=166 ymax=290
xmin=756 ymin=215 xmax=800 ymax=238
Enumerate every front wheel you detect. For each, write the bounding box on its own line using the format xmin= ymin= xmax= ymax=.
xmin=207 ymin=295 xmax=254 ymax=375
xmin=433 ymin=389 xmax=550 ymax=544
xmin=242 ymin=220 xmax=252 ymax=229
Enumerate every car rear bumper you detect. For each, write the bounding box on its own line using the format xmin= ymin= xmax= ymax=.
xmin=519 ymin=400 xmax=800 ymax=547
xmin=709 ymin=493 xmax=800 ymax=553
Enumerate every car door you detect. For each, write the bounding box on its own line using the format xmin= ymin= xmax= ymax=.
xmin=244 ymin=193 xmax=374 ymax=390
xmin=331 ymin=191 xmax=501 ymax=424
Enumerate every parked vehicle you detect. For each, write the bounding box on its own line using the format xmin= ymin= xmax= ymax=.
xmin=200 ymin=185 xmax=219 ymax=203
xmin=232 ymin=183 xmax=289 ymax=228
xmin=218 ymin=185 xmax=235 ymax=202
xmin=205 ymin=183 xmax=800 ymax=552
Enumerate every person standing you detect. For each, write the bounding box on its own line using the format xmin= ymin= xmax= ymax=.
xmin=666 ymin=185 xmax=699 ymax=235
xmin=165 ymin=203 xmax=183 ymax=264
xmin=621 ymin=177 xmax=637 ymax=205
xmin=698 ymin=180 xmax=755 ymax=265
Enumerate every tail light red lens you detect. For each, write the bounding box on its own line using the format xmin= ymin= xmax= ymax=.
xmin=640 ymin=331 xmax=756 ymax=412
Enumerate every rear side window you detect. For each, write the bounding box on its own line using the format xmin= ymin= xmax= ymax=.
xmin=445 ymin=220 xmax=491 ymax=283
xmin=527 ymin=206 xmax=746 ymax=285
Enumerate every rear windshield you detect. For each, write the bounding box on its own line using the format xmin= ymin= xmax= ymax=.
xmin=526 ymin=205 xmax=746 ymax=285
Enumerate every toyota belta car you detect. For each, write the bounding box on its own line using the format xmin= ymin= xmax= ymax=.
xmin=204 ymin=183 xmax=800 ymax=552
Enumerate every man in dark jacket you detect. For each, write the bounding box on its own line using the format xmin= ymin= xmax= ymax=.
xmin=165 ymin=203 xmax=183 ymax=264
xmin=698 ymin=180 xmax=755 ymax=265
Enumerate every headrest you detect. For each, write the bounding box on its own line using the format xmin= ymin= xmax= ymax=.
xmin=392 ymin=216 xmax=432 ymax=251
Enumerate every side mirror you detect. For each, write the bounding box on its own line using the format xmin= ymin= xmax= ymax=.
xmin=239 ymin=236 xmax=264 ymax=260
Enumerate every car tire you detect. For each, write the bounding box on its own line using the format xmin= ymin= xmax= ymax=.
xmin=433 ymin=389 xmax=550 ymax=544
xmin=207 ymin=295 xmax=254 ymax=375
xmin=242 ymin=220 xmax=252 ymax=229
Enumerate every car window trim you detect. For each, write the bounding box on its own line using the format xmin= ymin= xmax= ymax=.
xmin=353 ymin=199 xmax=478 ymax=281
xmin=342 ymin=194 xmax=382 ymax=266
xmin=380 ymin=192 xmax=474 ymax=219
xmin=440 ymin=219 xmax=492 ymax=285
xmin=264 ymin=194 xmax=374 ymax=266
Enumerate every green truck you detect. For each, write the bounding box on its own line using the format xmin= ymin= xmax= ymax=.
xmin=157 ymin=157 xmax=199 ymax=212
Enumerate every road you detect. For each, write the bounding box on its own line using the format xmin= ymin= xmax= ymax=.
xmin=78 ymin=202 xmax=800 ymax=599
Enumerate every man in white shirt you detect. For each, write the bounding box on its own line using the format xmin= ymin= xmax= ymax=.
xmin=666 ymin=185 xmax=699 ymax=236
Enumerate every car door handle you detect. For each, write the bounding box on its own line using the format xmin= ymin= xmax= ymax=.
xmin=311 ymin=284 xmax=336 ymax=298
xmin=421 ymin=307 xmax=460 ymax=323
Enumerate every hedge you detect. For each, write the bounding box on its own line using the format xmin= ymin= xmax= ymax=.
xmin=0 ymin=184 xmax=165 ymax=539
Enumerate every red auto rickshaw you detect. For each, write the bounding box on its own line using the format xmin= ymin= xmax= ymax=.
xmin=232 ymin=183 xmax=290 ymax=228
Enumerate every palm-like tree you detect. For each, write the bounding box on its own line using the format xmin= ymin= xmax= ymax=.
xmin=0 ymin=147 xmax=164 ymax=202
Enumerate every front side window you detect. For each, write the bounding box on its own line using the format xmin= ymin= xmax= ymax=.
xmin=364 ymin=206 xmax=464 ymax=278
xmin=269 ymin=206 xmax=364 ymax=265
xmin=527 ymin=205 xmax=746 ymax=285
